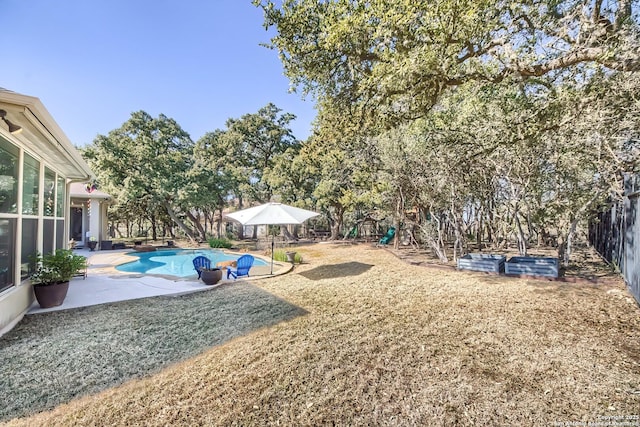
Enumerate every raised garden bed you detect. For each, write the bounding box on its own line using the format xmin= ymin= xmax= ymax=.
xmin=457 ymin=254 xmax=506 ymax=274
xmin=505 ymin=256 xmax=559 ymax=278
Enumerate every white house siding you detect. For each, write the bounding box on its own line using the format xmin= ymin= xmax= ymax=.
xmin=0 ymin=89 xmax=93 ymax=337
xmin=69 ymin=183 xmax=111 ymax=248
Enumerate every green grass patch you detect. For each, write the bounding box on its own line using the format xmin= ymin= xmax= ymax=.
xmin=208 ymin=237 xmax=233 ymax=249
xmin=273 ymin=249 xmax=303 ymax=263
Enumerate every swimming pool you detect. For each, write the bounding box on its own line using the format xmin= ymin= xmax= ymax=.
xmin=116 ymin=249 xmax=266 ymax=278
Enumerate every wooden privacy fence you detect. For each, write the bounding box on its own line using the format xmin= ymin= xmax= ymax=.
xmin=589 ymin=174 xmax=640 ymax=306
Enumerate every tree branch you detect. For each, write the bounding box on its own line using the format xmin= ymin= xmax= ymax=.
xmin=514 ymin=47 xmax=640 ymax=76
xmin=615 ymin=0 xmax=633 ymax=29
xmin=592 ymin=0 xmax=603 ymax=24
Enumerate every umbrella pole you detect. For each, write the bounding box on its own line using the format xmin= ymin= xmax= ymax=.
xmin=271 ymin=233 xmax=274 ymax=275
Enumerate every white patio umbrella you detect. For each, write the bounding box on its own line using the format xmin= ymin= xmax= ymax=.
xmin=224 ymin=202 xmax=320 ymax=274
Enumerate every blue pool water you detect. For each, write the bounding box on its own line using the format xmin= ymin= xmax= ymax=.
xmin=116 ymin=249 xmax=266 ymax=278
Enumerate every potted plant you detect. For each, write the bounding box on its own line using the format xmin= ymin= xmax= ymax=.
xmin=87 ymin=236 xmax=98 ymax=251
xmin=200 ymin=267 xmax=223 ymax=286
xmin=285 ymin=251 xmax=297 ymax=263
xmin=30 ymin=249 xmax=87 ymax=308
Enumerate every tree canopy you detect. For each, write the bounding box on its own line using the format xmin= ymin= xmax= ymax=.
xmin=81 ymin=2 xmax=640 ymax=266
xmin=83 ymin=105 xmax=302 ymax=242
xmin=249 ymin=0 xmax=640 ymax=262
xmin=255 ymin=0 xmax=640 ymax=127
xmin=83 ymin=111 xmax=195 ymax=239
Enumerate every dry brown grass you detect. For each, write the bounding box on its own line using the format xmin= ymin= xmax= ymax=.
xmin=4 ymin=243 xmax=640 ymax=426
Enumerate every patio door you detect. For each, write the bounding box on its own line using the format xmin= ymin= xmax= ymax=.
xmin=70 ymin=207 xmax=84 ymax=245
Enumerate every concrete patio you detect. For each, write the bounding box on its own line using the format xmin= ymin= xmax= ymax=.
xmin=27 ymin=248 xmax=289 ymax=314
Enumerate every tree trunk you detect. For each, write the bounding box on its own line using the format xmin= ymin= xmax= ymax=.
xmin=164 ymin=222 xmax=176 ymax=239
xmin=450 ymin=196 xmax=467 ymax=261
xmin=236 ymin=196 xmax=245 ymax=239
xmin=404 ymin=224 xmax=420 ymax=249
xmin=208 ymin=210 xmax=214 ymax=238
xmin=330 ymin=221 xmax=341 ymax=240
xmin=557 ymin=194 xmax=600 ymax=266
xmin=526 ymin=207 xmax=535 ymax=245
xmin=113 ymin=223 xmax=123 ymax=238
xmin=150 ymin=214 xmax=158 ymax=240
xmin=329 ymin=206 xmax=344 ymax=240
xmin=558 ymin=218 xmax=580 ymax=267
xmin=429 ymin=211 xmax=448 ymax=263
xmin=477 ymin=219 xmax=483 ymax=251
xmin=452 ymin=217 xmax=465 ymax=261
xmin=164 ymin=202 xmax=197 ymax=242
xmin=280 ymin=225 xmax=297 ymax=241
xmin=217 ymin=207 xmax=224 ymax=238
xmin=514 ymin=209 xmax=527 ymax=256
xmin=187 ymin=210 xmax=207 ymax=241
xmin=394 ymin=189 xmax=407 ymax=249
xmin=429 ymin=239 xmax=448 ymax=263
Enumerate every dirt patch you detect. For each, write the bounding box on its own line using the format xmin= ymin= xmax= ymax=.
xmin=385 ymin=242 xmax=620 ymax=284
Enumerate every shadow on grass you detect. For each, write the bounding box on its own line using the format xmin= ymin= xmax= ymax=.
xmin=0 ymin=283 xmax=306 ymax=422
xmin=298 ymin=262 xmax=374 ymax=281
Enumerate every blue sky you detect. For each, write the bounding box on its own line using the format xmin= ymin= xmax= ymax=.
xmin=1 ymin=1 xmax=316 ymax=146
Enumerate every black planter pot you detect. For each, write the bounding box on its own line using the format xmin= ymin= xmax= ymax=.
xmin=88 ymin=241 xmax=97 ymax=251
xmin=33 ymin=282 xmax=69 ymax=308
xmin=201 ymin=269 xmax=223 ymax=286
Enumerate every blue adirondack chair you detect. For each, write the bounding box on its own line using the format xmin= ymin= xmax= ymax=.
xmin=227 ymin=254 xmax=254 ymax=280
xmin=192 ymin=256 xmax=211 ymax=279
xmin=378 ymin=227 xmax=396 ymax=245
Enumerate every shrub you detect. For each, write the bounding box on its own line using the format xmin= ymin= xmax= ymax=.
xmin=30 ymin=249 xmax=87 ymax=285
xmin=273 ymin=249 xmax=303 ymax=264
xmin=208 ymin=238 xmax=232 ymax=249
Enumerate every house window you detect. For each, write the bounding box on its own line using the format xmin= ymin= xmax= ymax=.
xmin=56 ymin=176 xmax=65 ymax=217
xmin=0 ymin=135 xmax=71 ymax=285
xmin=21 ymin=218 xmax=37 ymax=280
xmin=22 ymin=153 xmax=39 ymax=216
xmin=0 ymin=219 xmax=15 ymax=292
xmin=43 ymin=219 xmax=54 ymax=255
xmin=0 ymin=137 xmax=19 ymax=214
xmin=56 ymin=219 xmax=64 ymax=249
xmin=44 ymin=168 xmax=56 ymax=217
